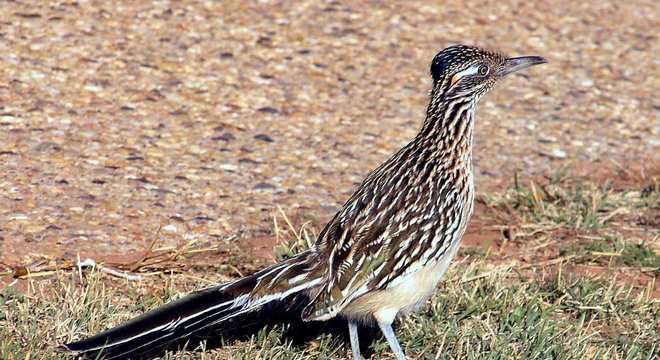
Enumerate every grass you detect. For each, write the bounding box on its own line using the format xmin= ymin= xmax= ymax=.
xmin=487 ymin=167 xmax=658 ymax=231
xmin=1 ymin=168 xmax=658 ymax=359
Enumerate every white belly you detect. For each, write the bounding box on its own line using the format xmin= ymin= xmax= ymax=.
xmin=342 ymin=238 xmax=462 ymax=324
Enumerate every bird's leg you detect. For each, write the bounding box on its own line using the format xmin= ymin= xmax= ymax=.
xmin=348 ymin=321 xmax=363 ymax=360
xmin=378 ymin=322 xmax=405 ymax=360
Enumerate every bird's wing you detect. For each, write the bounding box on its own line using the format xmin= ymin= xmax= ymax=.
xmin=303 ymin=155 xmax=458 ymax=321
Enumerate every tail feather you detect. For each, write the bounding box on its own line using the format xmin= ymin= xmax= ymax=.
xmin=63 ymin=252 xmax=319 ymax=359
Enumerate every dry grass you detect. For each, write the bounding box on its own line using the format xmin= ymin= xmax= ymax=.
xmin=1 ymin=169 xmax=658 ymax=359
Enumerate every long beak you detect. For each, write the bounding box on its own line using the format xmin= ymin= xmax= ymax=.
xmin=499 ymin=56 xmax=547 ymax=76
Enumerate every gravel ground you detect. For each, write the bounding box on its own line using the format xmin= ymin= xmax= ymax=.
xmin=0 ymin=0 xmax=658 ymax=266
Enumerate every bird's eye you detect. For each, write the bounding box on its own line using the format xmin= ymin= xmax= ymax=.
xmin=478 ymin=65 xmax=489 ymax=76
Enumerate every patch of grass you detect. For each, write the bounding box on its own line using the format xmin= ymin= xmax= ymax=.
xmin=1 ymin=169 xmax=658 ymax=359
xmin=619 ymin=243 xmax=660 ymax=268
xmin=487 ymin=169 xmax=657 ymax=232
xmin=272 ymin=206 xmax=317 ymax=261
xmin=1 ymin=265 xmax=657 ymax=360
xmin=559 ymin=237 xmax=660 ymax=269
xmin=486 ymin=168 xmax=657 ymax=284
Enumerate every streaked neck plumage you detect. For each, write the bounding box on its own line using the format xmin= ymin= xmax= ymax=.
xmin=416 ymin=85 xmax=479 ymax=171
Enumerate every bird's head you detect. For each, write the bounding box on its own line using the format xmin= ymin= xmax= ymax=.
xmin=430 ymin=44 xmax=547 ymax=101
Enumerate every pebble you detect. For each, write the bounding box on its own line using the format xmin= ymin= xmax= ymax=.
xmin=212 ymin=133 xmax=236 ymax=142
xmin=220 ymin=164 xmax=238 ymax=172
xmin=84 ymin=83 xmax=103 ymax=92
xmin=253 ymin=182 xmax=276 ymax=191
xmin=257 ymin=107 xmax=279 ymax=114
xmin=538 ymin=136 xmax=557 ymax=143
xmin=254 ymin=134 xmax=274 ymax=142
xmin=162 ymin=224 xmax=178 ymax=233
xmin=539 ymin=148 xmax=567 ymax=159
xmin=8 ymin=213 xmax=29 ymax=221
xmin=580 ymin=79 xmax=594 ymax=87
xmin=0 ymin=114 xmax=21 ymax=123
xmin=551 ymin=149 xmax=567 ymax=159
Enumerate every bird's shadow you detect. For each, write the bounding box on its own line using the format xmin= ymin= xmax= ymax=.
xmin=131 ymin=301 xmax=382 ymax=359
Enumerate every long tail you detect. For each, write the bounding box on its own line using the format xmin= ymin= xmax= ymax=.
xmin=63 ymin=251 xmax=320 ymax=359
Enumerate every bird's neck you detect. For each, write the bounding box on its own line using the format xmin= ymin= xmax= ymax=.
xmin=416 ymin=96 xmax=477 ymax=168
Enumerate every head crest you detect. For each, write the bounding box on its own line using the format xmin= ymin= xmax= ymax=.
xmin=430 ymin=45 xmax=502 ymax=81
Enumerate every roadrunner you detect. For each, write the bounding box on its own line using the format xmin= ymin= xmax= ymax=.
xmin=64 ymin=45 xmax=546 ymax=359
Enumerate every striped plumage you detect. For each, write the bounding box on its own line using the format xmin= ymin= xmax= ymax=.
xmin=63 ymin=45 xmax=546 ymax=359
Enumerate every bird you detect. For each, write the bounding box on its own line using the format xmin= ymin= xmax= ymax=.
xmin=63 ymin=44 xmax=546 ymax=360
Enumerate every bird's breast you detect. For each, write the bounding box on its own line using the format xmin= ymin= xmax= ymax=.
xmin=340 ymin=237 xmax=462 ymax=324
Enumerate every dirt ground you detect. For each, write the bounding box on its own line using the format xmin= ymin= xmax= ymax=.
xmin=0 ymin=1 xmax=658 ymax=271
